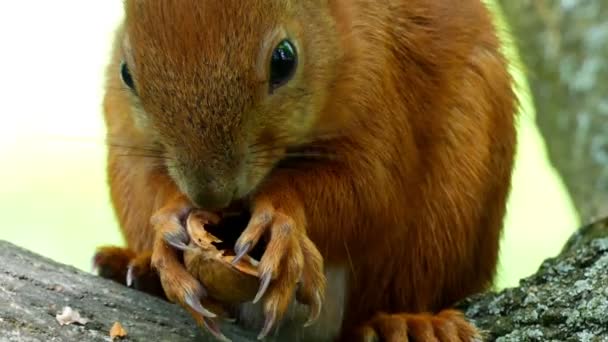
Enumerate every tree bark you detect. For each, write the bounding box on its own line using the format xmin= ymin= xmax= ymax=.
xmin=0 ymin=240 xmax=257 ymax=342
xmin=459 ymin=217 xmax=608 ymax=341
xmin=2 ymin=217 xmax=608 ymax=341
xmin=496 ymin=0 xmax=608 ymax=222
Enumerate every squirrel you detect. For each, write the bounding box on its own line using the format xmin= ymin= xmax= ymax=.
xmin=93 ymin=0 xmax=517 ymax=341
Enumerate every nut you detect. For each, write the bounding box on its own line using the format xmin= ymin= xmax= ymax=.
xmin=183 ymin=210 xmax=260 ymax=304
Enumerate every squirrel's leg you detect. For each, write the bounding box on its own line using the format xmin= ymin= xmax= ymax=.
xmin=94 ymin=143 xmax=232 ymax=340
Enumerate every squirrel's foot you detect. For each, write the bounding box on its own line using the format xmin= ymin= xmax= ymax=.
xmin=231 ymin=196 xmax=326 ymax=340
xmin=356 ymin=310 xmax=482 ymax=342
xmin=149 ymin=196 xmax=232 ymax=342
xmin=93 ymin=247 xmax=166 ymax=299
xmin=92 ymin=246 xmax=134 ymax=284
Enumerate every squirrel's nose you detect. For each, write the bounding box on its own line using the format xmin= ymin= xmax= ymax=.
xmin=188 ymin=176 xmax=236 ymax=211
xmin=171 ymin=152 xmax=242 ymax=211
xmin=189 ymin=183 xmax=235 ymax=211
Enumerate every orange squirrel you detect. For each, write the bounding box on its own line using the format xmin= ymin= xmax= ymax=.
xmin=94 ymin=0 xmax=517 ymax=341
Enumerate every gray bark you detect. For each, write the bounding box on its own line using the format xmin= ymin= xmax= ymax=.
xmin=496 ymin=0 xmax=608 ymax=222
xmin=0 ymin=240 xmax=256 ymax=342
xmin=2 ymin=217 xmax=608 ymax=341
xmin=460 ymin=217 xmax=608 ymax=341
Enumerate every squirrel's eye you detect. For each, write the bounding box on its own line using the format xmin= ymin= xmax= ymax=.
xmin=269 ymin=39 xmax=297 ymax=92
xmin=120 ymin=61 xmax=136 ymax=92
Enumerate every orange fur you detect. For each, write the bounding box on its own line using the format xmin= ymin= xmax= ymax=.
xmin=98 ymin=0 xmax=517 ymax=341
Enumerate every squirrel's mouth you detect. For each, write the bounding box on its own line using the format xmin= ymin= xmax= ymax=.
xmin=194 ymin=144 xmax=330 ymax=262
xmin=204 ymin=206 xmax=267 ymax=261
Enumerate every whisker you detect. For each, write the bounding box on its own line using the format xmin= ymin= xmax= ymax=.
xmin=247 ymin=146 xmax=284 ymax=155
xmin=249 ymin=144 xmax=340 ymax=155
xmin=19 ymin=135 xmax=170 ymax=159
xmin=25 ymin=135 xmax=118 ymax=149
xmin=248 ymin=141 xmax=324 ymax=155
xmin=246 ymin=149 xmax=341 ymax=172
xmin=247 ymin=163 xmax=278 ymax=169
xmin=247 ymin=161 xmax=306 ymax=171
xmin=251 ymin=152 xmax=338 ymax=162
xmin=105 ymin=135 xmax=168 ymax=155
xmin=114 ymin=153 xmax=172 ymax=160
xmin=106 ymin=137 xmax=162 ymax=148
xmin=284 ymin=152 xmax=338 ymax=160
xmin=248 ymin=133 xmax=294 ymax=150
xmin=344 ymin=241 xmax=357 ymax=282
xmin=107 ymin=143 xmax=165 ymax=154
xmin=248 ymin=131 xmax=345 ymax=155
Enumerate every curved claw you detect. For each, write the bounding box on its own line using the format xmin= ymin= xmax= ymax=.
xmin=304 ymin=290 xmax=323 ymax=327
xmin=164 ymin=230 xmax=195 ymax=252
xmin=257 ymin=305 xmax=277 ymax=340
xmin=231 ymin=242 xmax=252 ymax=266
xmin=126 ymin=265 xmax=135 ymax=287
xmin=253 ymin=272 xmax=272 ymax=304
xmin=223 ymin=317 xmax=237 ymax=324
xmin=202 ymin=317 xmax=232 ymax=342
xmin=185 ymin=291 xmax=217 ymax=318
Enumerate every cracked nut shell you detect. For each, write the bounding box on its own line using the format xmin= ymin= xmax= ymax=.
xmin=183 ymin=210 xmax=260 ymax=304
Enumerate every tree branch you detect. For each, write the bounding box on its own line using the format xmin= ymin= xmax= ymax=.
xmin=0 ymin=240 xmax=256 ymax=342
xmin=496 ymin=0 xmax=608 ymax=221
xmin=1 ymin=217 xmax=608 ymax=341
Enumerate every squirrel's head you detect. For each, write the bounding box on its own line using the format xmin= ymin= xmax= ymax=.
xmin=117 ymin=0 xmax=344 ymax=209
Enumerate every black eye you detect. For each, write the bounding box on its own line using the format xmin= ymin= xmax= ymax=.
xmin=269 ymin=39 xmax=298 ymax=91
xmin=120 ymin=61 xmax=136 ymax=92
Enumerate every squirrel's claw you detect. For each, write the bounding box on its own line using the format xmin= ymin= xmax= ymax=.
xmin=234 ymin=197 xmax=327 ymax=339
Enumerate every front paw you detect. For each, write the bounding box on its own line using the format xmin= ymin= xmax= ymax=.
xmin=149 ymin=197 xmax=232 ymax=341
xmin=357 ymin=310 xmax=482 ymax=342
xmin=231 ymin=197 xmax=327 ymax=339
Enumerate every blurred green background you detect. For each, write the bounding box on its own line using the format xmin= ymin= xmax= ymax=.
xmin=0 ymin=1 xmax=580 ymax=291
